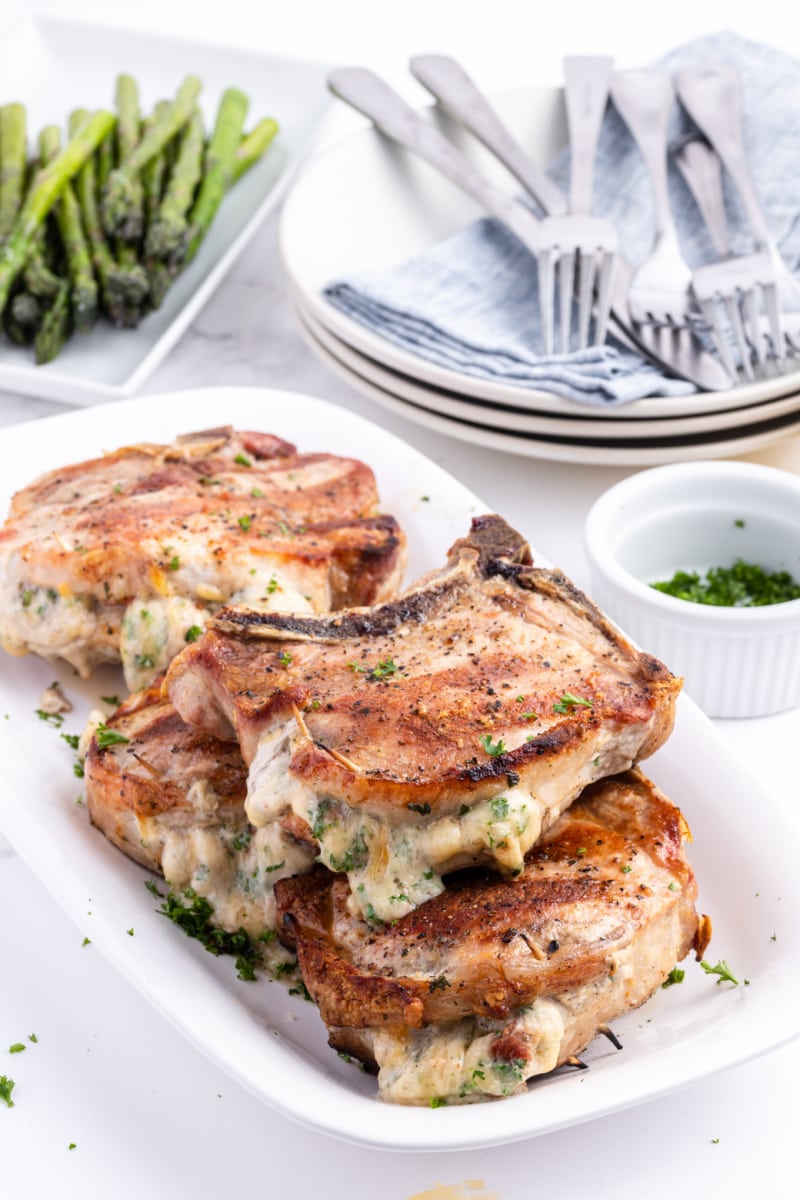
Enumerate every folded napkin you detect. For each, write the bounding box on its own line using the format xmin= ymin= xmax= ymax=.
xmin=324 ymin=32 xmax=800 ymax=407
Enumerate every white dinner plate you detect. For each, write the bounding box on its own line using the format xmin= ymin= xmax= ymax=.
xmin=296 ymin=290 xmax=800 ymax=442
xmin=296 ymin=305 xmax=800 ymax=466
xmin=1 ymin=387 xmax=798 ymax=1151
xmin=280 ymin=85 xmax=800 ymax=421
xmin=0 ymin=15 xmax=331 ymax=404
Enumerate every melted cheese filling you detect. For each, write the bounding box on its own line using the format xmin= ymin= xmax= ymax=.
xmin=157 ymin=819 xmax=314 ymax=938
xmin=247 ymin=723 xmax=547 ymax=922
xmin=372 ymin=1000 xmax=565 ymax=1105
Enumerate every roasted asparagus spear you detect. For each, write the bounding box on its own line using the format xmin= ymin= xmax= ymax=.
xmin=232 ymin=117 xmax=279 ymax=183
xmin=145 ymin=107 xmax=204 ymax=261
xmin=102 ymin=75 xmax=202 ymax=239
xmin=0 ymin=103 xmax=27 ymax=241
xmin=0 ymin=109 xmax=114 ymax=318
xmin=183 ymin=87 xmax=248 ymax=266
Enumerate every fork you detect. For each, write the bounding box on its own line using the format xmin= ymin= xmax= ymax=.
xmin=671 ymin=130 xmax=800 ymax=376
xmin=544 ymin=56 xmax=618 ymax=355
xmin=610 ymin=70 xmax=697 ymax=334
xmin=676 ymin=65 xmax=796 ymax=375
xmin=409 ymin=52 xmax=617 ymax=355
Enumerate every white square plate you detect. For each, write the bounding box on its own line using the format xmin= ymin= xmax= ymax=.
xmin=0 ymin=387 xmax=798 ymax=1151
xmin=0 ymin=16 xmax=331 ymax=404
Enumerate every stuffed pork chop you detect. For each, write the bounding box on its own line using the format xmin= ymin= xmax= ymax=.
xmin=275 ymin=770 xmax=711 ymax=1105
xmin=0 ymin=426 xmax=405 ymax=689
xmin=167 ymin=515 xmax=681 ymax=922
xmin=85 ymin=683 xmax=315 ymax=938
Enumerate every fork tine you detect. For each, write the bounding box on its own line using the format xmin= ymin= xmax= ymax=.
xmin=557 ymin=251 xmax=575 ymax=355
xmin=741 ymin=287 xmax=766 ymax=367
xmin=594 ymin=252 xmax=615 ymax=347
xmin=723 ymin=294 xmax=755 ymax=380
xmin=700 ymin=296 xmax=738 ymax=381
xmin=537 ymin=248 xmax=555 ymax=356
xmin=761 ymin=282 xmax=786 ymax=369
xmin=576 ymin=250 xmax=598 ymax=350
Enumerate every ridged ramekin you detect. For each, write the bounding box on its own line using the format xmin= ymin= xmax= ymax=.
xmin=584 ymin=461 xmax=800 ymax=718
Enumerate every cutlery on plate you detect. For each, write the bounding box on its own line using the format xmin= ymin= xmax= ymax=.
xmin=672 ymin=131 xmax=800 ymax=378
xmin=610 ymin=70 xmax=696 ymax=332
xmin=328 ymin=66 xmax=558 ymax=356
xmin=676 ymin=64 xmax=800 ymax=373
xmin=328 ymin=65 xmax=732 ymax=390
xmin=410 ymin=52 xmax=618 ymax=353
xmin=549 ymin=55 xmax=618 ymax=354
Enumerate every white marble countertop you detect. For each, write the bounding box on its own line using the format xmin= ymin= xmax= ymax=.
xmin=1 ymin=3 xmax=799 ymax=1197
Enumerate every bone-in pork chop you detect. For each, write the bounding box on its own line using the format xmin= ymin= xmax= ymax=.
xmin=275 ymin=770 xmax=711 ymax=1105
xmin=167 ymin=515 xmax=681 ymax=921
xmin=0 ymin=426 xmax=404 ymax=689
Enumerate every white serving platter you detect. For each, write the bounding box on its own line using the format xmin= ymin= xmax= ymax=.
xmin=280 ymin=85 xmax=800 ymax=421
xmin=0 ymin=15 xmax=331 ymax=404
xmin=296 ymin=305 xmax=800 ymax=466
xmin=0 ymin=387 xmax=798 ymax=1151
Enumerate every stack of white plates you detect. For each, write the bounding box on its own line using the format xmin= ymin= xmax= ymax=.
xmin=279 ymin=86 xmax=800 ymax=465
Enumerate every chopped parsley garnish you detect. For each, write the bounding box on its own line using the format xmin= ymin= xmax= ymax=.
xmin=100 ymin=694 xmax=120 ymax=707
xmin=61 ymin=732 xmax=80 ymax=750
xmin=68 ymin=1143 xmax=77 ymax=1150
xmin=652 ymin=560 xmax=800 ymax=607
xmin=407 ymin=802 xmax=432 ymax=816
xmin=553 ymin=692 xmax=593 ymax=714
xmin=288 ymin=981 xmax=314 ymax=1002
xmin=158 ymin=887 xmax=262 ymax=979
xmin=310 ymin=799 xmax=333 ymax=840
xmin=35 ymin=709 xmax=64 ymax=727
xmin=734 ymin=519 xmax=745 ymax=528
xmin=21 ymin=589 xmax=32 ymax=607
xmin=8 ymin=1043 xmax=25 ymax=1054
xmin=234 ymin=453 xmax=252 ymax=467
xmin=490 ymin=796 xmax=509 ymax=821
xmin=126 ymin=928 xmax=134 ymax=937
xmin=429 ymin=975 xmax=451 ymax=992
xmin=144 ymin=879 xmax=163 ymax=898
xmin=27 ymin=1034 xmax=37 ymax=1044
xmin=264 ymin=861 xmax=286 ymax=874
xmin=278 ymin=521 xmax=290 ymax=536
xmin=0 ymin=1076 xmax=15 ymax=1108
xmin=266 ymin=576 xmax=279 ymax=594
xmin=327 ymin=834 xmax=368 ymax=873
xmin=232 ymin=829 xmax=251 ymax=851
xmin=82 ymin=937 xmax=91 ymax=947
xmin=167 ymin=555 xmax=180 ymax=571
xmin=95 ymin=723 xmax=130 ymax=749
xmin=662 ymin=967 xmax=685 ymax=988
xmin=279 ymin=651 xmax=292 ymax=667
xmin=700 ymin=959 xmax=739 ymax=985
xmin=369 ymin=658 xmax=399 ymax=679
xmin=430 ymin=1096 xmax=447 ymax=1108
xmin=521 ymin=711 xmax=537 ymax=721
xmin=479 ymin=732 xmax=506 ymax=757
xmin=459 ymin=804 xmax=470 ymax=816
xmin=238 ymin=515 xmax=252 ymax=532
xmin=576 ymin=846 xmax=587 ymax=857
xmin=184 ymin=625 xmax=203 ymax=643
xmin=251 ymin=487 xmax=264 ymax=498
xmin=621 ymin=864 xmax=632 ymax=874
xmin=73 ymin=761 xmax=85 ymax=778
xmin=133 ymin=653 xmax=155 ymax=669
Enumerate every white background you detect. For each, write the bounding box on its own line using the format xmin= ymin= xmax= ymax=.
xmin=1 ymin=2 xmax=799 ymax=1197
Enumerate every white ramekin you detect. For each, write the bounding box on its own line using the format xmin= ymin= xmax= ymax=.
xmin=584 ymin=461 xmax=800 ymax=718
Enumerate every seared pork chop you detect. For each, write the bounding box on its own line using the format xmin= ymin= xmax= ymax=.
xmin=85 ymin=684 xmax=314 ymax=936
xmin=275 ymin=770 xmax=711 ymax=1105
xmin=0 ymin=426 xmax=404 ymax=688
xmin=167 ymin=515 xmax=681 ymax=921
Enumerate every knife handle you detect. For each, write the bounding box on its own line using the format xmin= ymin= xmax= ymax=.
xmin=409 ymin=53 xmax=568 ymax=217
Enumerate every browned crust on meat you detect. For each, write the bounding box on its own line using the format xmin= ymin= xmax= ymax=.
xmin=275 ymin=771 xmax=700 ymax=1033
xmin=168 ymin=515 xmax=681 ymax=803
